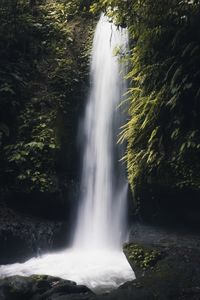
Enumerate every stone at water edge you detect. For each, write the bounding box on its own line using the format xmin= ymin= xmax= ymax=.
xmin=0 ymin=275 xmax=94 ymax=300
xmin=123 ymin=243 xmax=163 ymax=278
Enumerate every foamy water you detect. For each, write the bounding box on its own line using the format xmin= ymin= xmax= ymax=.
xmin=0 ymin=249 xmax=134 ymax=293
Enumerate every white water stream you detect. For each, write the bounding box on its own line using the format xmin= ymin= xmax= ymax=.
xmin=0 ymin=15 xmax=135 ymax=293
xmin=74 ymin=14 xmax=129 ymax=250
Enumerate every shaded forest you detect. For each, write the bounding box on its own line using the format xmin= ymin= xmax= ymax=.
xmin=0 ymin=0 xmax=95 ymax=218
xmin=1 ymin=1 xmax=200 ymax=300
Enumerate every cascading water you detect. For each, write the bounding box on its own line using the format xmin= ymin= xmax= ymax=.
xmin=74 ymin=14 xmax=129 ymax=250
xmin=0 ymin=15 xmax=135 ymax=293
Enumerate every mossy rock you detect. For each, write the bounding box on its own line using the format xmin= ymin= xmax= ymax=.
xmin=124 ymin=243 xmax=163 ymax=277
xmin=121 ymin=243 xmax=200 ymax=300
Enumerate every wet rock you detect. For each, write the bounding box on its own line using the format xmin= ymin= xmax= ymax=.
xmin=95 ymin=224 xmax=200 ymax=300
xmin=94 ymin=241 xmax=200 ymax=300
xmin=123 ymin=243 xmax=163 ymax=278
xmin=116 ymin=224 xmax=200 ymax=300
xmin=0 ymin=275 xmax=94 ymax=300
xmin=0 ymin=202 xmax=67 ymax=264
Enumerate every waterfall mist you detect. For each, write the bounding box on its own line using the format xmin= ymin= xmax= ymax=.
xmin=0 ymin=15 xmax=135 ymax=293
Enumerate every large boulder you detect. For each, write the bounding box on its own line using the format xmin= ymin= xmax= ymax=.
xmin=0 ymin=275 xmax=94 ymax=300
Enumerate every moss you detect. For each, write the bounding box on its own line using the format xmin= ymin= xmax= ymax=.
xmin=124 ymin=243 xmax=162 ymax=271
xmin=31 ymin=275 xmax=47 ymax=281
xmin=122 ymin=243 xmax=200 ymax=299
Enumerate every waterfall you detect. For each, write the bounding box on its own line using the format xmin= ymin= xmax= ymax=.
xmin=74 ymin=14 xmax=129 ymax=250
xmin=0 ymin=15 xmax=135 ymax=293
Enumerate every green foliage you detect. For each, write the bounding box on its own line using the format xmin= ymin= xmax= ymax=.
xmin=0 ymin=0 xmax=94 ymax=194
xmin=91 ymin=0 xmax=200 ymax=200
xmin=124 ymin=243 xmax=162 ymax=270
